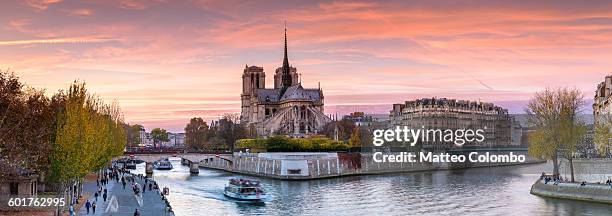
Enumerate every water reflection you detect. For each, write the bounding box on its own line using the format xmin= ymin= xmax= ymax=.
xmin=133 ymin=159 xmax=611 ymax=216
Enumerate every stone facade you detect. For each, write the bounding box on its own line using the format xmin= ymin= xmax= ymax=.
xmin=240 ymin=28 xmax=331 ymax=137
xmin=0 ymin=176 xmax=38 ymax=197
xmin=389 ymin=98 xmax=513 ymax=151
xmin=593 ymin=75 xmax=612 ymax=124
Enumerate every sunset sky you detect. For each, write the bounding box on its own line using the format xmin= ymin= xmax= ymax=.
xmin=2 ymin=0 xmax=612 ymax=132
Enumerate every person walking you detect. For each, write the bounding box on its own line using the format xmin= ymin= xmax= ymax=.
xmin=142 ymin=183 xmax=146 ymax=194
xmin=94 ymin=192 xmax=98 ymax=201
xmin=92 ymin=201 xmax=96 ymax=214
xmin=68 ymin=204 xmax=74 ymax=216
xmin=85 ymin=200 xmax=91 ymax=214
xmin=134 ymin=208 xmax=141 ymax=216
xmin=123 ymin=180 xmax=127 ymax=189
xmin=103 ymin=192 xmax=108 ymax=202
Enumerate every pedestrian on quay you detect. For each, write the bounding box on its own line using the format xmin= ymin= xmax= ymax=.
xmin=92 ymin=201 xmax=96 ymax=214
xmin=142 ymin=183 xmax=146 ymax=194
xmin=104 ymin=188 xmax=107 ymax=194
xmin=123 ymin=180 xmax=127 ymax=189
xmin=103 ymin=192 xmax=107 ymax=202
xmin=94 ymin=192 xmax=98 ymax=201
xmin=69 ymin=204 xmax=75 ymax=216
xmin=85 ymin=200 xmax=91 ymax=214
xmin=134 ymin=208 xmax=141 ymax=216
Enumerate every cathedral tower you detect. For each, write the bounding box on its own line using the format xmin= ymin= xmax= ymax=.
xmin=241 ymin=65 xmax=265 ymax=122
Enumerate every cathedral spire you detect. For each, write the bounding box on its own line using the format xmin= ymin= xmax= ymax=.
xmin=281 ymin=21 xmax=292 ymax=88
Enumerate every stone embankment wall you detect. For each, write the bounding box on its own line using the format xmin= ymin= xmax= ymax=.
xmin=559 ymin=158 xmax=612 ymax=182
xmin=200 ymin=151 xmax=542 ymax=180
xmin=530 ymin=180 xmax=612 ymax=204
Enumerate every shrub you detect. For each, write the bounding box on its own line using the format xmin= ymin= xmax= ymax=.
xmin=234 ymin=136 xmax=349 ymax=152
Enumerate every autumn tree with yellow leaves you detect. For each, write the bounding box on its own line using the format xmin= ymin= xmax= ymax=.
xmin=526 ymin=87 xmax=586 ymax=181
xmin=46 ymin=81 xmax=126 ymax=214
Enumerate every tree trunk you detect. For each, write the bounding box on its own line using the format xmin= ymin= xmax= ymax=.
xmin=55 ymin=182 xmax=65 ymax=216
xmin=552 ymin=153 xmax=559 ymax=177
xmin=569 ymin=157 xmax=575 ymax=182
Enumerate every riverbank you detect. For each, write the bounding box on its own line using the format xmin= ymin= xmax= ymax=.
xmin=530 ymin=179 xmax=612 ymax=204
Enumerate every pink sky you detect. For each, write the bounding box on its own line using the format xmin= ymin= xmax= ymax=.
xmin=2 ymin=0 xmax=611 ymax=132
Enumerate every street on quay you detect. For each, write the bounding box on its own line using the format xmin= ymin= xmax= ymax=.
xmin=76 ymin=171 xmax=172 ymax=216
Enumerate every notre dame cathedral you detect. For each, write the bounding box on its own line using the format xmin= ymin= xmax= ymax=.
xmin=240 ymin=27 xmax=331 ymax=137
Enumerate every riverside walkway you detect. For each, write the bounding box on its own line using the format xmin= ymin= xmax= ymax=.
xmin=77 ymin=172 xmax=173 ymax=216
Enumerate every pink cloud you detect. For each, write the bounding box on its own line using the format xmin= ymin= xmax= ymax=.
xmin=0 ymin=36 xmax=117 ymax=46
xmin=25 ymin=0 xmax=62 ymax=10
xmin=69 ymin=8 xmax=93 ymax=17
xmin=119 ymin=0 xmax=147 ymax=10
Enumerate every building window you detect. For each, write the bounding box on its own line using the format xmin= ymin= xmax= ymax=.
xmin=10 ymin=182 xmax=18 ymax=195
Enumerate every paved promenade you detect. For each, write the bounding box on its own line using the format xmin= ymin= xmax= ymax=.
xmin=77 ymin=172 xmax=173 ymax=216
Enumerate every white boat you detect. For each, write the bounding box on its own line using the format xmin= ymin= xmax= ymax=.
xmin=153 ymin=158 xmax=173 ymax=170
xmin=224 ymin=178 xmax=271 ymax=202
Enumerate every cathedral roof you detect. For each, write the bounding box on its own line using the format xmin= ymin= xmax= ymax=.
xmin=280 ymin=84 xmax=321 ymax=101
xmin=257 ymin=88 xmax=281 ymax=102
xmin=255 ymin=84 xmax=322 ymax=103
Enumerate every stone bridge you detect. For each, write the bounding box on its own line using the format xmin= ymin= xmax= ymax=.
xmin=118 ymin=153 xmax=233 ymax=175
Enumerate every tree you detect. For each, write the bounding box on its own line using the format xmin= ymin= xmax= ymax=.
xmin=48 ymin=81 xmax=126 ymax=214
xmin=124 ymin=124 xmax=144 ymax=147
xmin=185 ymin=117 xmax=210 ymax=150
xmin=0 ymin=70 xmax=54 ymax=180
xmin=348 ymin=127 xmax=361 ymax=147
xmin=322 ymin=119 xmax=355 ymax=141
xmin=151 ymin=128 xmax=169 ymax=148
xmin=594 ymin=115 xmax=612 ymax=156
xmin=216 ymin=113 xmax=246 ymax=151
xmin=526 ymin=87 xmax=585 ymax=181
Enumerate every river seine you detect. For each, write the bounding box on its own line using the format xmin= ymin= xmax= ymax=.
xmin=134 ymin=158 xmax=611 ymax=216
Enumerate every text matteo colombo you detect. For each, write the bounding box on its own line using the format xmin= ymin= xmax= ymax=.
xmin=371 ymin=126 xmax=526 ymax=163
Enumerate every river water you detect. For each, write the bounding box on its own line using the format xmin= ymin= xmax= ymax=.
xmin=134 ymin=158 xmax=611 ymax=216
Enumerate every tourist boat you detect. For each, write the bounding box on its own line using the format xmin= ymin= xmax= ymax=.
xmin=224 ymin=178 xmax=271 ymax=202
xmin=153 ymin=158 xmax=173 ymax=170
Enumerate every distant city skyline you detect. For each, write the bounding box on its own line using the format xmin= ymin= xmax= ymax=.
xmin=1 ymin=0 xmax=611 ymax=132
